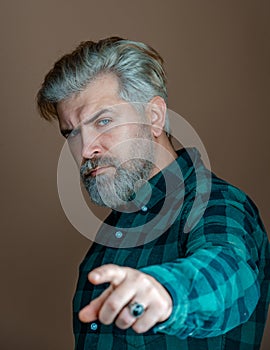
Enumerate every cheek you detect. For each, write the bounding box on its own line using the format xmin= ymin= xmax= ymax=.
xmin=107 ymin=138 xmax=131 ymax=161
xmin=107 ymin=126 xmax=137 ymax=146
xmin=101 ymin=125 xmax=141 ymax=159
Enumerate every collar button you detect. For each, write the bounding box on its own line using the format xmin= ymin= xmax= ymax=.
xmin=115 ymin=231 xmax=123 ymax=239
xmin=141 ymin=205 xmax=148 ymax=212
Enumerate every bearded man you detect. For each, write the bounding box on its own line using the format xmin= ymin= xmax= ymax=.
xmin=37 ymin=37 xmax=270 ymax=350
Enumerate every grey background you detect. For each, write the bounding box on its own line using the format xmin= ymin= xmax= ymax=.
xmin=0 ymin=1 xmax=269 ymax=349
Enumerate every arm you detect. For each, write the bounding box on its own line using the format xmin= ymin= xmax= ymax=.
xmin=141 ymin=190 xmax=261 ymax=338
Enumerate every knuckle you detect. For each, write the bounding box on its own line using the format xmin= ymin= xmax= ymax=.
xmin=141 ymin=275 xmax=151 ymax=285
xmin=156 ymin=296 xmax=166 ymax=308
xmin=135 ymin=274 xmax=152 ymax=288
xmin=99 ymin=315 xmax=111 ymax=325
xmin=154 ymin=297 xmax=172 ymax=320
xmin=107 ymin=299 xmax=120 ymax=313
xmin=157 ymin=297 xmax=168 ymax=312
xmin=98 ymin=309 xmax=112 ymax=325
xmin=132 ymin=323 xmax=146 ymax=334
xmin=116 ymin=317 xmax=130 ymax=329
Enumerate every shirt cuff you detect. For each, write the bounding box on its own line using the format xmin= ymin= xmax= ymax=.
xmin=140 ymin=264 xmax=190 ymax=337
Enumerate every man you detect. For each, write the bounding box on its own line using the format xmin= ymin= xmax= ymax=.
xmin=37 ymin=37 xmax=270 ymax=349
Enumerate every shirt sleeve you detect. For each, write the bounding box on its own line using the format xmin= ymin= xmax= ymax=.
xmin=140 ymin=186 xmax=262 ymax=339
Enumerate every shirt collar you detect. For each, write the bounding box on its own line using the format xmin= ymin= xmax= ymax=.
xmin=126 ymin=147 xmax=204 ymax=211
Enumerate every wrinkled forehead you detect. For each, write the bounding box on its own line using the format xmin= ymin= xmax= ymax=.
xmin=56 ymin=74 xmax=120 ymax=122
xmin=56 ymin=74 xmax=148 ymax=130
xmin=58 ymin=101 xmax=147 ymax=129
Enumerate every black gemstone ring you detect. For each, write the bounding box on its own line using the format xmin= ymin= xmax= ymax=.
xmin=128 ymin=302 xmax=145 ymax=318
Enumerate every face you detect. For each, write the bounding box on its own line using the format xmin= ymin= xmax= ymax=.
xmin=57 ymin=74 xmax=156 ymax=209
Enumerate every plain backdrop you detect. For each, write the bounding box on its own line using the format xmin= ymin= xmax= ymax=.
xmin=0 ymin=1 xmax=269 ymax=349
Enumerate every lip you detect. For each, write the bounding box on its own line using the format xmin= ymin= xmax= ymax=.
xmin=88 ymin=166 xmax=111 ymax=177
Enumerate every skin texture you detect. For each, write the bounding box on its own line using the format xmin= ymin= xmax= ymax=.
xmin=79 ymin=264 xmax=173 ymax=333
xmin=79 ymin=123 xmax=155 ymax=208
xmin=57 ymin=73 xmax=177 ymax=333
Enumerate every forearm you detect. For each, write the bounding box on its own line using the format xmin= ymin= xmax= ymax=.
xmin=140 ymin=245 xmax=260 ymax=338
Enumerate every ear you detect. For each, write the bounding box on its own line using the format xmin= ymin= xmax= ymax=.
xmin=147 ymin=96 xmax=167 ymax=138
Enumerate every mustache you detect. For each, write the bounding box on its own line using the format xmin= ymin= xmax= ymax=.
xmin=80 ymin=156 xmax=120 ymax=178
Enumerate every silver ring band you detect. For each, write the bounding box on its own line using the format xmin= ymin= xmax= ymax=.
xmin=128 ymin=302 xmax=145 ymax=318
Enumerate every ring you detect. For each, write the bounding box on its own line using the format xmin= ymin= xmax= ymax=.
xmin=128 ymin=302 xmax=145 ymax=318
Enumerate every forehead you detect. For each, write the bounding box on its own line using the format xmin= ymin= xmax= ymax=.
xmin=57 ymin=73 xmax=124 ymax=127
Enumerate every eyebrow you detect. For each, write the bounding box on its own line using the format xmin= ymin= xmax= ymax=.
xmin=60 ymin=108 xmax=113 ymax=137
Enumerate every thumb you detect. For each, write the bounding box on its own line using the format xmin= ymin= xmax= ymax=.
xmin=78 ymin=286 xmax=112 ymax=323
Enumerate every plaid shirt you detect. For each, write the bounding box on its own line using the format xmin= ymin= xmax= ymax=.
xmin=73 ymin=147 xmax=270 ymax=350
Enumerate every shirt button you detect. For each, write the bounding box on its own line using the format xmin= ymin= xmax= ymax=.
xmin=141 ymin=205 xmax=148 ymax=212
xmin=115 ymin=231 xmax=123 ymax=239
xmin=90 ymin=322 xmax=98 ymax=331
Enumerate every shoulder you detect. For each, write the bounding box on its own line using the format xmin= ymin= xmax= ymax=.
xmin=210 ymin=172 xmax=260 ymax=219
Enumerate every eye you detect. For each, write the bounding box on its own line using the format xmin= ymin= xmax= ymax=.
xmin=97 ymin=118 xmax=111 ymax=126
xmin=69 ymin=127 xmax=81 ymax=139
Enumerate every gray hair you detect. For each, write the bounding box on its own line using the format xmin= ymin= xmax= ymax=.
xmin=37 ymin=37 xmax=170 ymax=134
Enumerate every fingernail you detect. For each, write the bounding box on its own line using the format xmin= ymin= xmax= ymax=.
xmin=91 ymin=272 xmax=101 ymax=281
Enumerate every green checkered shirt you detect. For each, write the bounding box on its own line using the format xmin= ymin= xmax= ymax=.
xmin=73 ymin=147 xmax=270 ymax=349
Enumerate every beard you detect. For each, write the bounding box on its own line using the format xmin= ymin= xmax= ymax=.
xmin=80 ymin=130 xmax=155 ymax=209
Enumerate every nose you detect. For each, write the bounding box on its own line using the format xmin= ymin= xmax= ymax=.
xmin=81 ymin=131 xmax=103 ymax=160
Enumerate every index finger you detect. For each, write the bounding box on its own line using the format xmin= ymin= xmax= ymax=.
xmin=89 ymin=264 xmax=127 ymax=287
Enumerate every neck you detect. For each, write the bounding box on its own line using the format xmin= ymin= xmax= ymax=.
xmin=150 ymin=133 xmax=179 ymax=178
